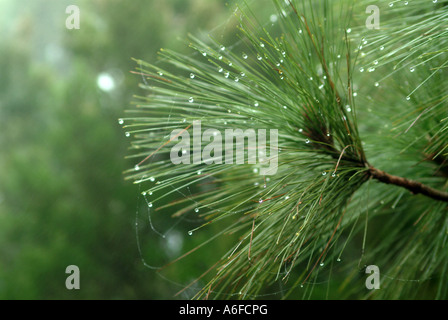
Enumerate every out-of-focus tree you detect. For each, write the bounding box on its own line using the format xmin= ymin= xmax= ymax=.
xmin=0 ymin=0 xmax=238 ymax=299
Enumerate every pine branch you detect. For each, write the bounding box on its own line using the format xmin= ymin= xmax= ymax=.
xmin=121 ymin=0 xmax=448 ymax=299
xmin=369 ymin=166 xmax=448 ymax=202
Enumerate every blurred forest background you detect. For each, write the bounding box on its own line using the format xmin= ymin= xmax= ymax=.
xmin=0 ymin=0 xmax=246 ymax=299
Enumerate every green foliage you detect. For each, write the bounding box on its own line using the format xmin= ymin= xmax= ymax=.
xmin=123 ymin=0 xmax=448 ymax=299
xmin=0 ymin=0 xmax=234 ymax=299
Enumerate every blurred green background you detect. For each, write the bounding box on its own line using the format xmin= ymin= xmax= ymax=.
xmin=0 ymin=0 xmax=244 ymax=299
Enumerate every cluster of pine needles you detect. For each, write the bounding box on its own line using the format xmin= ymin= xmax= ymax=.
xmin=119 ymin=0 xmax=448 ymax=299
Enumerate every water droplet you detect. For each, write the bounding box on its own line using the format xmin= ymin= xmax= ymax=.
xmin=270 ymin=14 xmax=278 ymax=23
xmin=157 ymin=71 xmax=163 ymax=76
xmin=319 ymin=84 xmax=324 ymax=89
xmin=148 ymin=202 xmax=153 ymax=208
xmin=410 ymin=67 xmax=415 ymax=72
xmin=285 ymin=196 xmax=290 ymax=200
xmin=404 ymin=1 xmax=408 ymax=4
xmin=218 ymin=55 xmax=223 ymax=60
xmin=118 ymin=119 xmax=124 ymax=125
xmin=305 ymin=139 xmax=310 ymax=144
xmin=253 ymin=168 xmax=259 ymax=173
xmin=406 ymin=96 xmax=411 ymax=101
xmin=218 ymin=67 xmax=223 ymax=73
xmin=149 ymin=177 xmax=155 ymax=182
xmin=283 ymin=106 xmax=287 ymax=109
xmin=346 ymin=28 xmax=351 ymax=33
xmin=258 ymin=199 xmax=264 ymax=204
xmin=190 ymin=73 xmax=195 ymax=79
xmin=149 ymin=191 xmax=153 ymax=196
xmin=242 ymin=53 xmax=248 ymax=59
xmin=332 ymin=173 xmax=336 ymax=177
xmin=224 ymin=72 xmax=230 ymax=78
xmin=433 ymin=0 xmax=437 ymax=3
xmin=228 ymin=62 xmax=233 ymax=67
xmin=346 ymin=105 xmax=352 ymax=112
xmin=337 ymin=258 xmax=341 ymax=262
xmin=389 ymin=2 xmax=394 ymax=7
xmin=220 ymin=45 xmax=226 ymax=51
xmin=373 ymin=60 xmax=378 ymax=65
xmin=234 ymin=77 xmax=239 ymax=82
xmin=375 ymin=82 xmax=379 ymax=87
xmin=125 ymin=132 xmax=130 ymax=137
xmin=188 ymin=97 xmax=194 ymax=103
xmin=359 ymin=67 xmax=364 ymax=72
xmin=197 ymin=170 xmax=202 ymax=175
xmin=194 ymin=208 xmax=199 ymax=213
xmin=202 ymin=52 xmax=207 ymax=57
xmin=260 ymin=42 xmax=265 ymax=48
xmin=134 ymin=165 xmax=140 ymax=171
xmin=188 ymin=231 xmax=193 ymax=236
xmin=337 ymin=54 xmax=341 ymax=59
xmin=322 ymin=171 xmax=327 ymax=176
xmin=380 ymin=46 xmax=385 ymax=51
xmin=299 ymin=128 xmax=303 ymax=133
xmin=353 ymin=92 xmax=358 ymax=97
xmin=368 ymin=67 xmax=375 ymax=72
xmin=281 ymin=51 xmax=286 ymax=57
xmin=300 ymin=284 xmax=304 ymax=288
xmin=254 ymin=101 xmax=259 ymax=107
xmin=320 ymin=262 xmax=324 ymax=267
xmin=240 ymin=72 xmax=245 ymax=77
xmin=257 ymin=54 xmax=263 ymax=61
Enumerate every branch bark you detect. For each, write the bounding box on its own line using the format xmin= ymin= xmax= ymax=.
xmin=369 ymin=166 xmax=448 ymax=202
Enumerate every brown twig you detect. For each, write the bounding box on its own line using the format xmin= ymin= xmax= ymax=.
xmin=369 ymin=166 xmax=448 ymax=202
